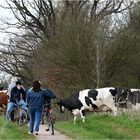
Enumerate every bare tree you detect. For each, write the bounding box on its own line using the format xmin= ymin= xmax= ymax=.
xmin=0 ymin=0 xmax=135 ymax=90
xmin=1 ymin=0 xmax=57 ymax=39
xmin=0 ymin=34 xmax=37 ymax=84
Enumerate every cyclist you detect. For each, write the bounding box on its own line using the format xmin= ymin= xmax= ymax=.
xmin=27 ymin=80 xmax=56 ymax=135
xmin=6 ymin=80 xmax=26 ymax=120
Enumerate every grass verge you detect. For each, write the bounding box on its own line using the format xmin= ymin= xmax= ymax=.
xmin=55 ymin=112 xmax=140 ymax=139
xmin=0 ymin=117 xmax=35 ymax=139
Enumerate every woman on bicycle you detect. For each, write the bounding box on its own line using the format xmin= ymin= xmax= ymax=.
xmin=27 ymin=80 xmax=56 ymax=135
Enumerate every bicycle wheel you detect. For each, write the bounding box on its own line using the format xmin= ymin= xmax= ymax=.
xmin=41 ymin=111 xmax=45 ymax=124
xmin=8 ymin=107 xmax=27 ymax=125
xmin=49 ymin=122 xmax=54 ymax=135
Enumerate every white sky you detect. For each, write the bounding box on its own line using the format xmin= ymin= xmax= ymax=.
xmin=0 ymin=0 xmax=17 ymax=44
xmin=0 ymin=0 xmax=16 ymax=81
xmin=0 ymin=0 xmax=139 ymax=43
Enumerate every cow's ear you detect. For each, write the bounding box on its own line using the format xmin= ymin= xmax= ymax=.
xmin=109 ymin=89 xmax=117 ymax=96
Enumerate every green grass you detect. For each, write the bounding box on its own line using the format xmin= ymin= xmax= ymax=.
xmin=0 ymin=117 xmax=35 ymax=139
xmin=55 ymin=113 xmax=140 ymax=139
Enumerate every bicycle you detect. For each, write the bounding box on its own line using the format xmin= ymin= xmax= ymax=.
xmin=42 ymin=104 xmax=56 ymax=135
xmin=7 ymin=98 xmax=27 ymax=125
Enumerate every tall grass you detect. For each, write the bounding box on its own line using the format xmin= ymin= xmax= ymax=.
xmin=0 ymin=117 xmax=35 ymax=139
xmin=55 ymin=112 xmax=140 ymax=139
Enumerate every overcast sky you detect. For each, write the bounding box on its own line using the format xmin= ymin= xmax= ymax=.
xmin=0 ymin=1 xmax=15 ymax=81
xmin=0 ymin=0 xmax=139 ymax=42
xmin=0 ymin=0 xmax=16 ymax=43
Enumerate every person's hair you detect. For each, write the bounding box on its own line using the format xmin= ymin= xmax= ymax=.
xmin=16 ymin=80 xmax=21 ymax=85
xmin=32 ymin=80 xmax=41 ymax=92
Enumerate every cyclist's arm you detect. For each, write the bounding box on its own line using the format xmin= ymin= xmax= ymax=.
xmin=10 ymin=88 xmax=18 ymax=103
xmin=26 ymin=90 xmax=30 ymax=104
xmin=11 ymin=88 xmax=18 ymax=98
xmin=21 ymin=88 xmax=26 ymax=102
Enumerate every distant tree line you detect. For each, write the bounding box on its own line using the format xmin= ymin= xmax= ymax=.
xmin=0 ymin=0 xmax=139 ymax=96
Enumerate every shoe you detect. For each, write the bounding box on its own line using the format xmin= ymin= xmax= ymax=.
xmin=35 ymin=131 xmax=38 ymax=135
xmin=28 ymin=131 xmax=33 ymax=134
xmin=46 ymin=128 xmax=49 ymax=131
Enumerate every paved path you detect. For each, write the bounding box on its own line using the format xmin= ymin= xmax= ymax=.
xmin=35 ymin=125 xmax=72 ymax=140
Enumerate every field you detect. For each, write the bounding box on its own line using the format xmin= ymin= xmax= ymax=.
xmin=55 ymin=112 xmax=140 ymax=139
xmin=0 ymin=117 xmax=35 ymax=139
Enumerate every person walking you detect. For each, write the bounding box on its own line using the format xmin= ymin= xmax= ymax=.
xmin=27 ymin=80 xmax=56 ymax=135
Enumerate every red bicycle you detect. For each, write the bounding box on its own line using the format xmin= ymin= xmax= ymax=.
xmin=42 ymin=104 xmax=56 ymax=135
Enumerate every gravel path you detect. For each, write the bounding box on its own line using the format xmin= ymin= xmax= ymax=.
xmin=35 ymin=125 xmax=72 ymax=140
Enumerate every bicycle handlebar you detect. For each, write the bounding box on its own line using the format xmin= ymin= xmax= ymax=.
xmin=43 ymin=103 xmax=51 ymax=107
xmin=14 ymin=98 xmax=20 ymax=106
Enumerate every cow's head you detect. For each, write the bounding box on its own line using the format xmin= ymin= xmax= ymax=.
xmin=56 ymin=100 xmax=65 ymax=113
xmin=127 ymin=89 xmax=139 ymax=105
xmin=116 ymin=89 xmax=129 ymax=108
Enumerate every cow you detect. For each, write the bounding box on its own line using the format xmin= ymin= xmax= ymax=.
xmin=0 ymin=90 xmax=8 ymax=107
xmin=126 ymin=89 xmax=140 ymax=110
xmin=57 ymin=87 xmax=118 ymax=124
xmin=118 ymin=88 xmax=140 ymax=110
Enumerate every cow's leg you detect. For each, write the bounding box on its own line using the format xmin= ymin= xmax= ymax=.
xmin=72 ymin=109 xmax=80 ymax=124
xmin=112 ymin=107 xmax=117 ymax=116
xmin=80 ymin=109 xmax=85 ymax=123
xmin=74 ymin=115 xmax=77 ymax=125
xmin=106 ymin=104 xmax=117 ymax=116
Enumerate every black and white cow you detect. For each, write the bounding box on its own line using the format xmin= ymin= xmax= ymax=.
xmin=126 ymin=89 xmax=140 ymax=110
xmin=57 ymin=87 xmax=117 ymax=124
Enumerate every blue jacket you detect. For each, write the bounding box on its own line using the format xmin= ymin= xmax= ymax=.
xmin=27 ymin=88 xmax=56 ymax=111
xmin=10 ymin=86 xmax=26 ymax=103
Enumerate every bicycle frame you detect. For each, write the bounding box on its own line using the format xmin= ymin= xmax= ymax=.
xmin=42 ymin=104 xmax=56 ymax=135
xmin=8 ymin=98 xmax=27 ymax=125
